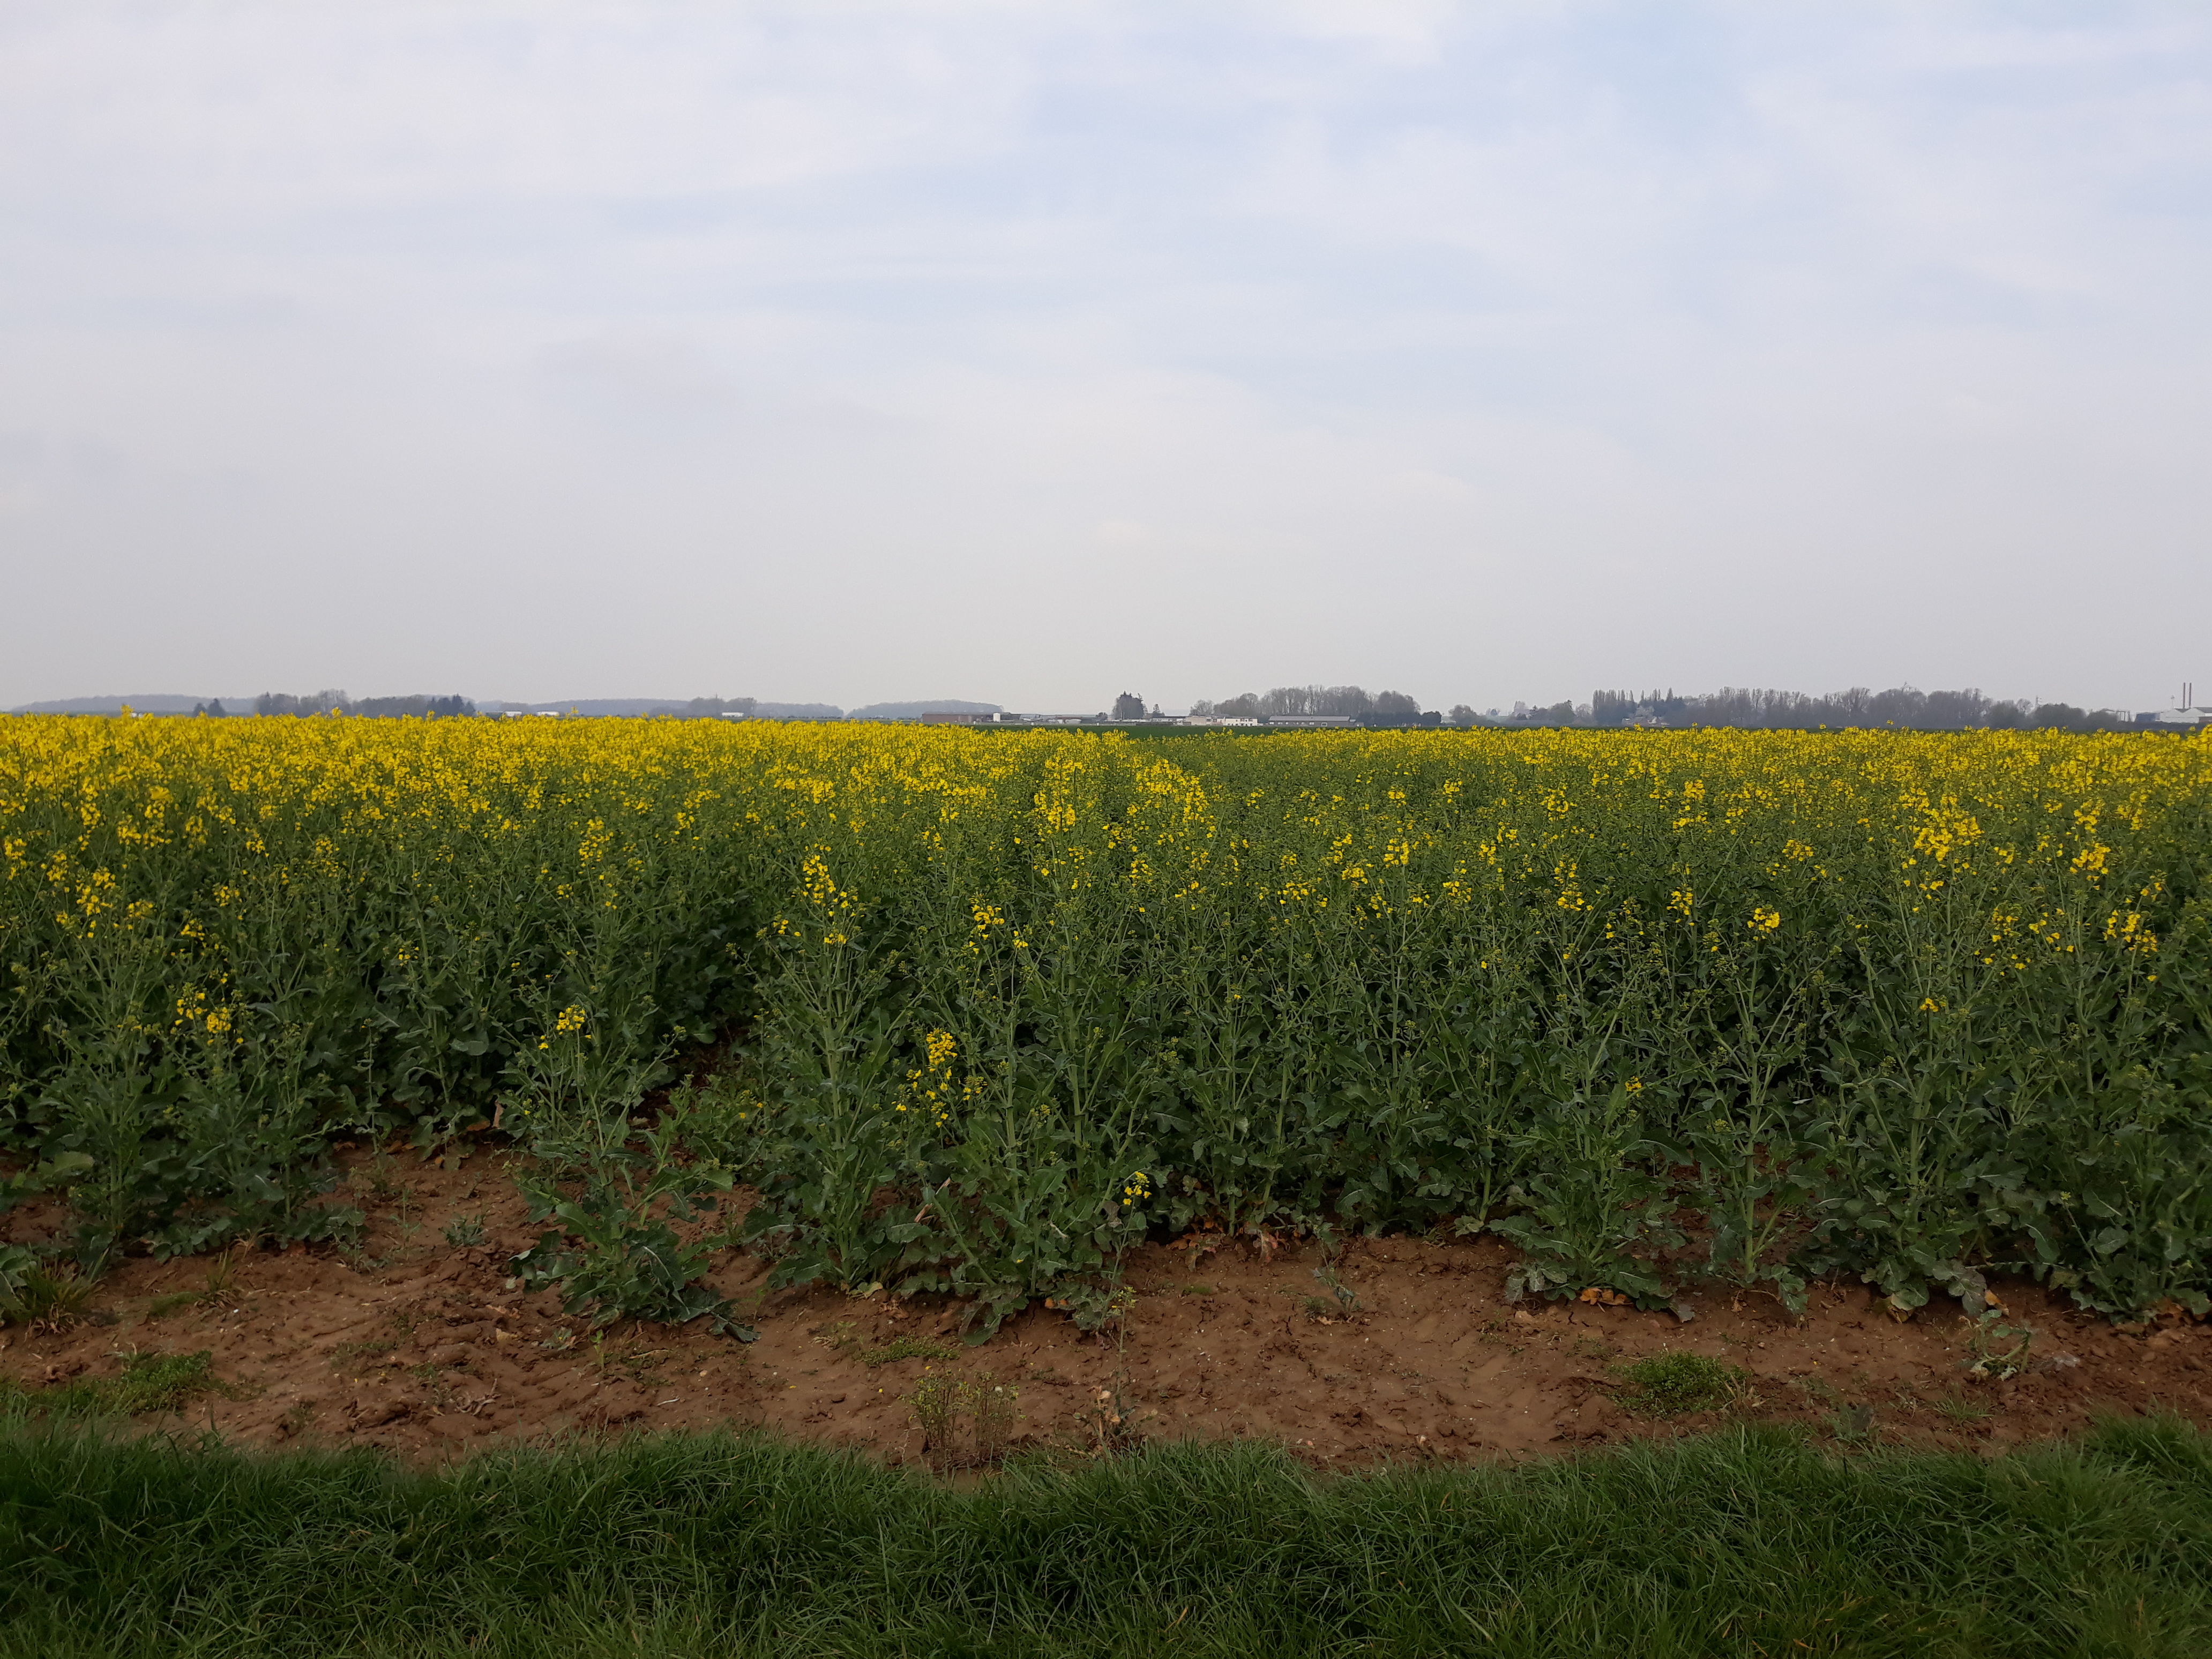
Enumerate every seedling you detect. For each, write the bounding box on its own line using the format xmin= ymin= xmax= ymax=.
xmin=1966 ymin=1313 xmax=2034 ymax=1380
xmin=1312 ymin=1262 xmax=1360 ymax=1314
xmin=197 ymin=1250 xmax=243 ymax=1310
xmin=442 ymin=1214 xmax=487 ymax=1248
xmin=361 ymin=1145 xmax=402 ymax=1202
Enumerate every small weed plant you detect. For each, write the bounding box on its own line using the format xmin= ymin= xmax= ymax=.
xmin=975 ymin=1379 xmax=1018 ymax=1463
xmin=196 ymin=1249 xmax=243 ymax=1310
xmin=860 ymin=1336 xmax=956 ymax=1368
xmin=0 ymin=1248 xmax=94 ymax=1331
xmin=1082 ymin=1382 xmax=1140 ymax=1456
xmin=1965 ymin=1312 xmax=2035 ymax=1379
xmin=907 ymin=1369 xmax=1023 ymax=1471
xmin=3 ymin=1349 xmax=220 ymax=1419
xmin=1936 ymin=1391 xmax=1990 ymax=1423
xmin=360 ymin=1146 xmax=402 ymax=1202
xmin=1616 ymin=1350 xmax=1752 ymax=1416
xmin=1312 ymin=1262 xmax=1360 ymax=1314
xmin=1829 ymin=1403 xmax=1878 ymax=1445
xmin=908 ymin=1370 xmax=965 ymax=1472
xmin=1047 ymin=1282 xmax=1137 ymax=1333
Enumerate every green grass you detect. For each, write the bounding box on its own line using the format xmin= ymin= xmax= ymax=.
xmin=1 ymin=1418 xmax=2208 ymax=1656
xmin=1 ymin=1351 xmax=219 ymax=1424
xmin=0 ymin=1261 xmax=94 ymax=1328
xmin=855 ymin=1335 xmax=957 ymax=1367
xmin=1615 ymin=1350 xmax=1753 ymax=1416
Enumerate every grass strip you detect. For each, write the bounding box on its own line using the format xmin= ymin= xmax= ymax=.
xmin=856 ymin=1336 xmax=958 ymax=1367
xmin=1 ymin=1418 xmax=2208 ymax=1657
xmin=0 ymin=1351 xmax=218 ymax=1422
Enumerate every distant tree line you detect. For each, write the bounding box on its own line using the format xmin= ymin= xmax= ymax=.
xmin=1188 ymin=685 xmax=1441 ymax=726
xmin=1507 ymin=685 xmax=2139 ymax=733
xmin=646 ymin=696 xmax=758 ymax=719
xmin=251 ymin=691 xmax=475 ymax=719
xmin=1183 ymin=682 xmax=2142 ymax=733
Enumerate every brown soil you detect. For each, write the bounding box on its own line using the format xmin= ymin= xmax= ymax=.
xmin=6 ymin=1147 xmax=2209 ymax=1467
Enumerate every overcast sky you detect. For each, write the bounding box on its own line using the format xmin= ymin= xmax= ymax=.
xmin=4 ymin=2 xmax=2208 ymax=714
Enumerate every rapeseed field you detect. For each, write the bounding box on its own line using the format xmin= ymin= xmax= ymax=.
xmin=3 ymin=715 xmax=2207 ymax=1329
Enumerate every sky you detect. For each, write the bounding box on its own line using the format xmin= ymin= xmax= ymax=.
xmin=3 ymin=2 xmax=2209 ymax=715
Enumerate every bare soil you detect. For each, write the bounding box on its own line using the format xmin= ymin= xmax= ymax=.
xmin=7 ymin=1147 xmax=2210 ymax=1467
